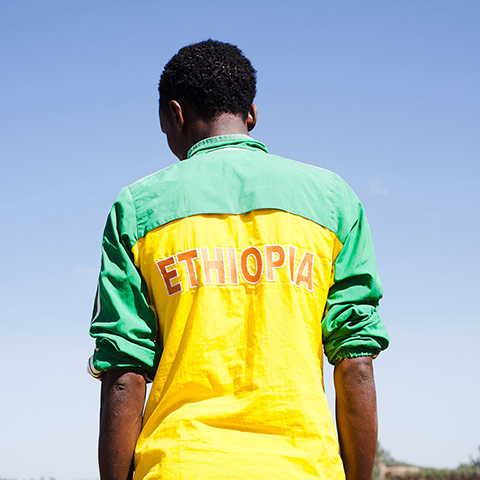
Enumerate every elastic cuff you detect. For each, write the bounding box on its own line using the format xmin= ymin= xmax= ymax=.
xmin=331 ymin=346 xmax=380 ymax=365
xmin=87 ymin=338 xmax=156 ymax=382
xmin=87 ymin=359 xmax=154 ymax=383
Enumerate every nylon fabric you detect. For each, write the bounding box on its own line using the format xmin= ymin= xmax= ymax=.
xmin=133 ymin=211 xmax=345 ymax=479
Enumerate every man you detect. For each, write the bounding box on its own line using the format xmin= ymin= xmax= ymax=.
xmin=88 ymin=40 xmax=389 ymax=480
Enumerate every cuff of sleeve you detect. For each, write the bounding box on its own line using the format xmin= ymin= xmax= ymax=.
xmin=331 ymin=346 xmax=381 ymax=365
xmin=87 ymin=338 xmax=157 ymax=382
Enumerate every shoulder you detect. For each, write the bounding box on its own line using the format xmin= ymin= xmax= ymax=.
xmin=275 ymin=154 xmax=351 ymax=188
xmin=266 ymin=154 xmax=363 ymax=242
xmin=126 ymin=162 xmax=181 ymax=199
xmin=105 ymin=163 xmax=180 ymax=246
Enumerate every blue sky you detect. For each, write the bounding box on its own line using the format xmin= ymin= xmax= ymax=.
xmin=1 ymin=1 xmax=479 ymax=478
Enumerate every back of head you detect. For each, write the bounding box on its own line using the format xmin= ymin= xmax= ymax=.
xmin=159 ymin=39 xmax=257 ymax=121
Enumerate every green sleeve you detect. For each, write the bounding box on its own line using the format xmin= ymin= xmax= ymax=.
xmin=322 ymin=195 xmax=389 ymax=365
xmin=88 ymin=187 xmax=162 ymax=381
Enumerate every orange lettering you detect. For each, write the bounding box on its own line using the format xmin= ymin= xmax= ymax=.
xmin=265 ymin=245 xmax=285 ymax=281
xmin=176 ymin=249 xmax=199 ymax=288
xmin=201 ymin=247 xmax=226 ymax=284
xmin=295 ymin=251 xmax=314 ymax=291
xmin=240 ymin=246 xmax=262 ymax=284
xmin=156 ymin=256 xmax=182 ymax=295
xmin=289 ymin=246 xmax=296 ymax=282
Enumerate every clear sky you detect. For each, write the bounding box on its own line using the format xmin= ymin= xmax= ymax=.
xmin=1 ymin=1 xmax=479 ymax=479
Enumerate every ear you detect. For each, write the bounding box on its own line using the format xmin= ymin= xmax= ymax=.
xmin=169 ymin=100 xmax=185 ymax=132
xmin=246 ymin=104 xmax=257 ymax=132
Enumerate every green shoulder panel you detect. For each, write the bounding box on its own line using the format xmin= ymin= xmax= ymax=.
xmin=128 ymin=142 xmax=358 ymax=244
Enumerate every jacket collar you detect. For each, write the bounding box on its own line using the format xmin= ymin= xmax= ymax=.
xmin=187 ymin=134 xmax=268 ymax=159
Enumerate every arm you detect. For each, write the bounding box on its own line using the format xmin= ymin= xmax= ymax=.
xmin=334 ymin=356 xmax=377 ymax=480
xmin=99 ymin=370 xmax=146 ymax=480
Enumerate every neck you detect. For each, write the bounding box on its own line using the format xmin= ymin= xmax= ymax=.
xmin=183 ymin=113 xmax=249 ymax=159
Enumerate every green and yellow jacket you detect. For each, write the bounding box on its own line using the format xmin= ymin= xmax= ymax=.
xmin=89 ymin=134 xmax=389 ymax=480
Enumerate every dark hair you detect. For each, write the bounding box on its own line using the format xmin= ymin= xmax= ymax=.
xmin=159 ymin=39 xmax=256 ymax=121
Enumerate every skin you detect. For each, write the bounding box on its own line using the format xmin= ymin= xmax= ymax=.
xmin=99 ymin=370 xmax=146 ymax=480
xmin=335 ymin=356 xmax=378 ymax=480
xmin=99 ymin=102 xmax=379 ymax=479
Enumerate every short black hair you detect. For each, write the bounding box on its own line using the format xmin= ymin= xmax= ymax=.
xmin=159 ymin=39 xmax=256 ymax=121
